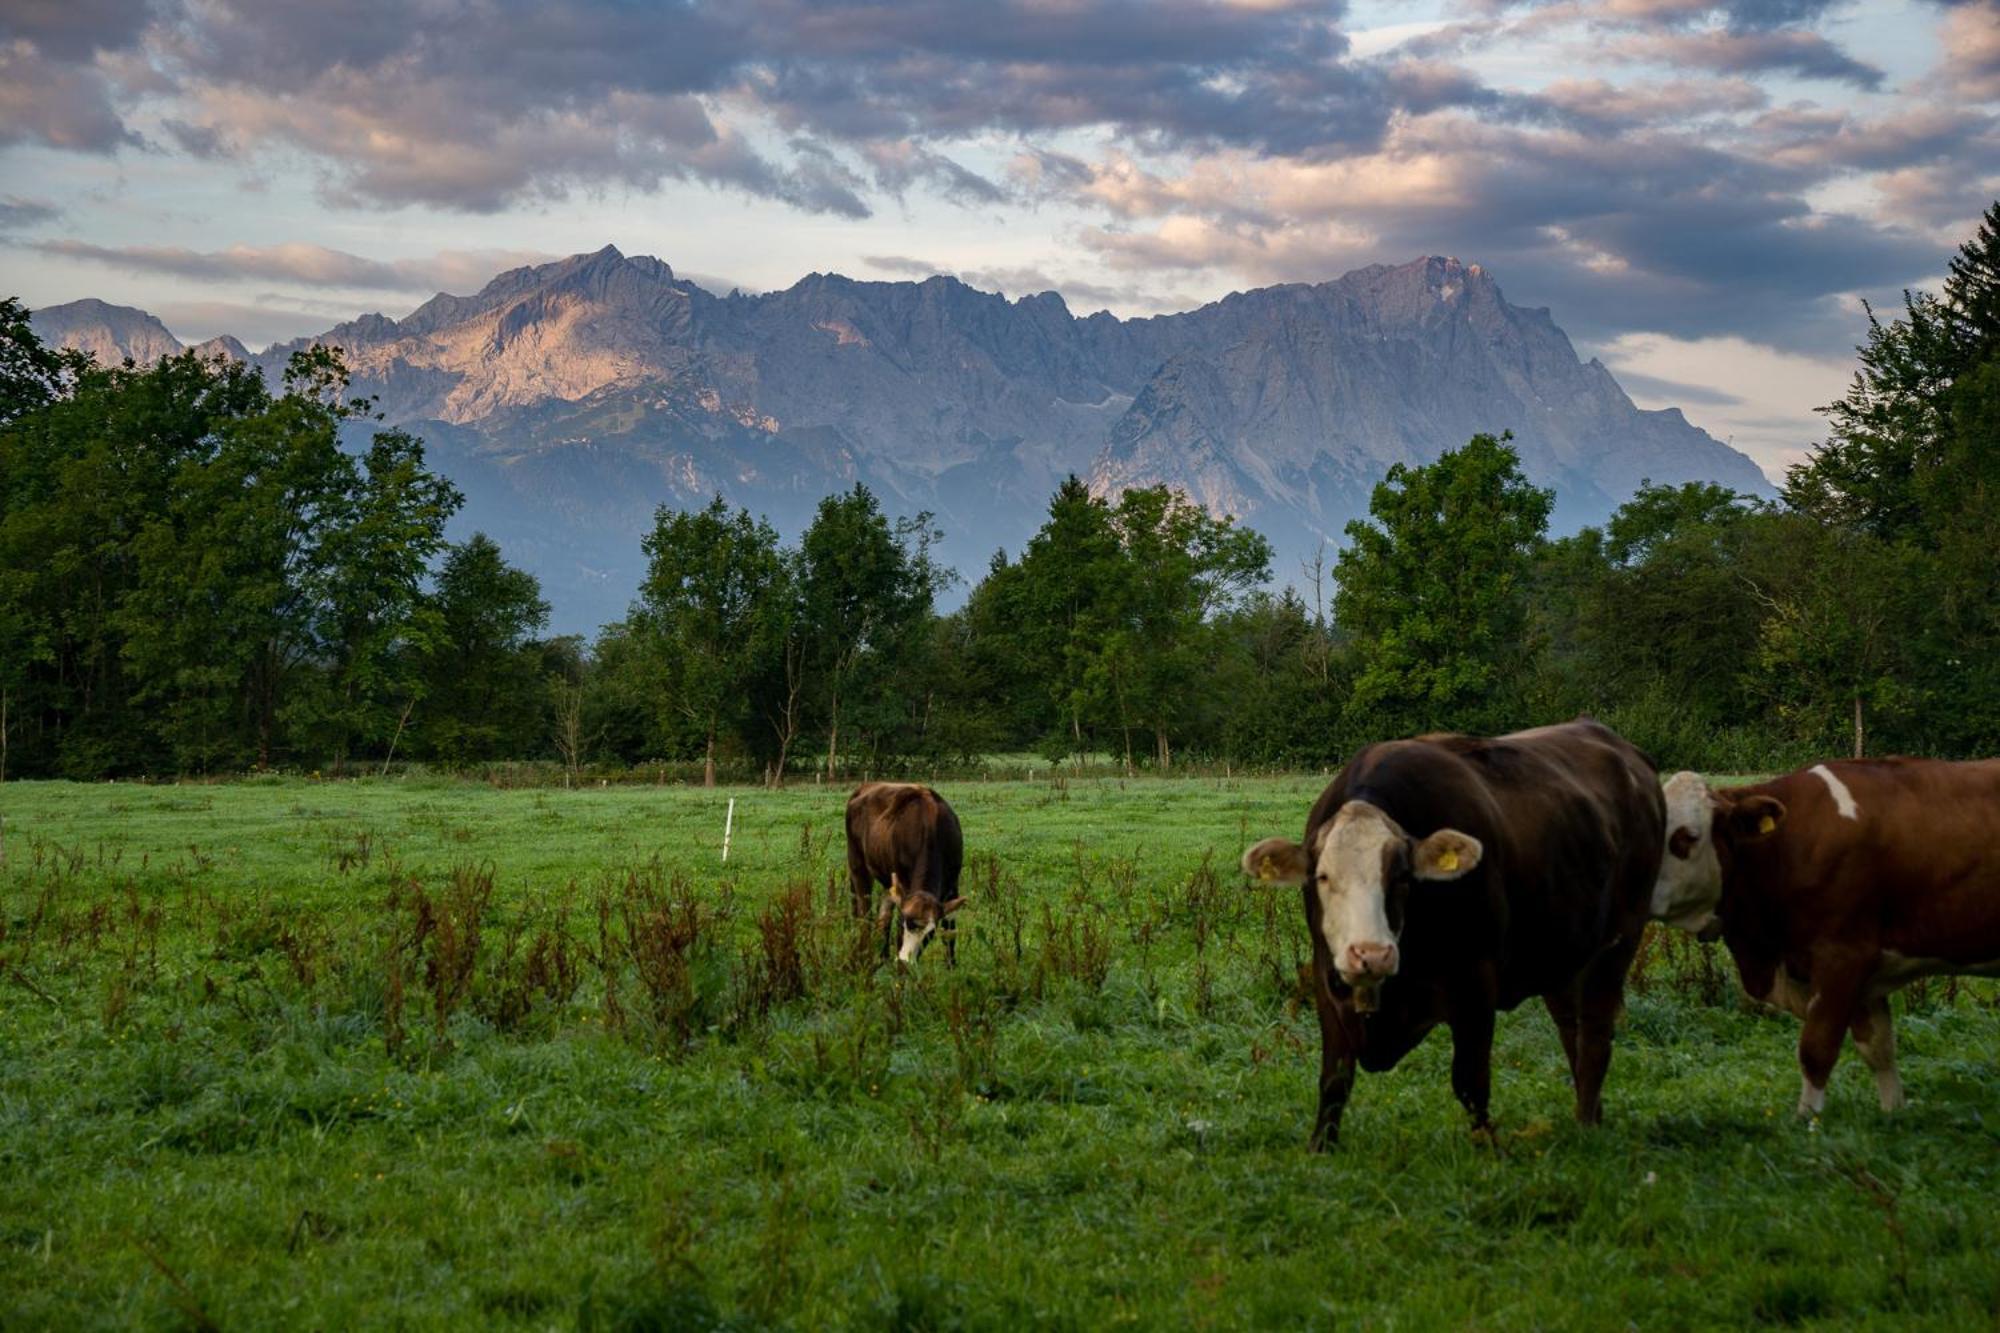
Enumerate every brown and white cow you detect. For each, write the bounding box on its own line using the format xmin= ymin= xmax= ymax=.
xmin=1656 ymin=759 xmax=2000 ymax=1116
xmin=1242 ymin=719 xmax=1665 ymax=1149
xmin=845 ymin=782 xmax=965 ymax=965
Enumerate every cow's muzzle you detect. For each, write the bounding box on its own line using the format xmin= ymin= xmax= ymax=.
xmin=1340 ymin=941 xmax=1397 ymax=984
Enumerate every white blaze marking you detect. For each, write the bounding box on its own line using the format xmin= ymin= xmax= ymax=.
xmin=898 ymin=920 xmax=936 ymax=964
xmin=1652 ymin=771 xmax=1724 ymax=929
xmin=1810 ymin=764 xmax=1860 ymax=821
xmin=1316 ymin=803 xmax=1401 ymax=980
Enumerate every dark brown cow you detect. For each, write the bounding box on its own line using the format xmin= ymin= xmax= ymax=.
xmin=1242 ymin=719 xmax=1665 ymax=1149
xmin=1656 ymin=760 xmax=2000 ymax=1115
xmin=846 ymin=782 xmax=965 ymax=965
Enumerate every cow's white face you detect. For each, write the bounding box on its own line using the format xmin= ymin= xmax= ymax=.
xmin=1315 ymin=804 xmax=1406 ymax=984
xmin=898 ymin=914 xmax=939 ymax=964
xmin=1246 ymin=802 xmax=1482 ymax=993
xmin=1653 ymin=771 xmax=1723 ymax=931
xmin=888 ymin=880 xmax=964 ymax=965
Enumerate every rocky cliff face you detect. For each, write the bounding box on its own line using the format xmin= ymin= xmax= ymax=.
xmin=30 ymin=251 xmax=1771 ymax=631
xmin=30 ymin=298 xmax=185 ymax=367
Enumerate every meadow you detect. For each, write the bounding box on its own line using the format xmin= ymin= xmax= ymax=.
xmin=2 ymin=774 xmax=1996 ymax=1330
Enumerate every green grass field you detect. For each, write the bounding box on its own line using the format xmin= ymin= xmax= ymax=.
xmin=2 ymin=775 xmax=1996 ymax=1329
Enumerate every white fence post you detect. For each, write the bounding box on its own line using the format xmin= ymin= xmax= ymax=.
xmin=722 ymin=797 xmax=736 ymax=863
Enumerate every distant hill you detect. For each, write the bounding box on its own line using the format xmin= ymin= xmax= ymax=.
xmin=32 ymin=250 xmax=1772 ymax=633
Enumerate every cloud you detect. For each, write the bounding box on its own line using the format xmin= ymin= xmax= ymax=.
xmin=864 ymin=252 xmax=1196 ymax=313
xmin=0 ymin=0 xmax=154 ymax=61
xmin=113 ymin=0 xmax=1394 ymax=212
xmin=32 ymin=240 xmax=557 ymax=292
xmin=150 ymin=298 xmax=354 ymax=349
xmin=0 ymin=194 xmax=60 ymax=229
xmin=1534 ymin=77 xmax=1768 ymax=132
xmin=1940 ymin=1 xmax=2000 ymax=101
xmin=864 ymin=255 xmax=945 ymax=277
xmin=1062 ymin=109 xmax=1949 ymax=354
xmin=1607 ymin=28 xmax=1884 ymax=87
xmin=0 ymin=40 xmax=140 ymax=151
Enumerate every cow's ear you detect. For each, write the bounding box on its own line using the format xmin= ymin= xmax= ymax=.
xmin=1667 ymin=826 xmax=1700 ymax=860
xmin=1241 ymin=837 xmax=1308 ymax=886
xmin=1726 ymin=795 xmax=1786 ymax=841
xmin=1413 ymin=829 xmax=1482 ymax=881
xmin=940 ymin=896 xmax=967 ymax=916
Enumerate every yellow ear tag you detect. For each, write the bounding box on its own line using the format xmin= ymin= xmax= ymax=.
xmin=1757 ymin=815 xmax=1776 ymax=834
xmin=1257 ymin=857 xmax=1275 ymax=881
xmin=1438 ymin=849 xmax=1460 ymax=872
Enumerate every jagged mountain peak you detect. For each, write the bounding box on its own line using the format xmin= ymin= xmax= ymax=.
xmin=38 ymin=249 xmax=1771 ymax=631
xmin=29 ymin=299 xmax=184 ymax=366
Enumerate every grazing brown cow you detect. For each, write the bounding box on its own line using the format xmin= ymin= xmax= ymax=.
xmin=845 ymin=782 xmax=965 ymax=965
xmin=1656 ymin=760 xmax=2000 ymax=1115
xmin=1242 ymin=719 xmax=1665 ymax=1149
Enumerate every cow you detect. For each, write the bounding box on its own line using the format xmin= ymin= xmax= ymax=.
xmin=1241 ymin=719 xmax=1665 ymax=1149
xmin=845 ymin=782 xmax=965 ymax=965
xmin=1655 ymin=759 xmax=2000 ymax=1116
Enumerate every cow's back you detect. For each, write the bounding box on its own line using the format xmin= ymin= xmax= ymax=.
xmin=1725 ymin=759 xmax=2000 ymax=965
xmin=846 ymin=782 xmax=959 ymax=892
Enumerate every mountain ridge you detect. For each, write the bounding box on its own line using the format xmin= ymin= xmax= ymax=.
xmin=28 ymin=251 xmax=1773 ymax=632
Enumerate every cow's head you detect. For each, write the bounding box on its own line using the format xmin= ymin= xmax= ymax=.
xmin=1242 ymin=801 xmax=1482 ymax=1001
xmin=1653 ymin=771 xmax=1786 ymax=933
xmin=887 ymin=875 xmax=965 ymax=964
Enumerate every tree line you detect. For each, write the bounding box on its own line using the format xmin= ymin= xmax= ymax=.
xmin=5 ymin=204 xmax=1998 ymax=782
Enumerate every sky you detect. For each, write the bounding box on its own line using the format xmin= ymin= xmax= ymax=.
xmin=3 ymin=0 xmax=1996 ymax=480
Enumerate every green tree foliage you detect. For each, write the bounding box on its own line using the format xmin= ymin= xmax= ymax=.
xmin=0 ymin=298 xmax=89 ymax=426
xmin=1098 ymin=486 xmax=1270 ymax=770
xmin=1335 ymin=433 xmax=1552 ymax=733
xmin=633 ymin=496 xmax=786 ymax=785
xmin=797 ymin=485 xmax=950 ymax=775
xmin=417 ymin=533 xmax=552 ymax=764
xmin=0 ymin=330 xmax=498 ymax=777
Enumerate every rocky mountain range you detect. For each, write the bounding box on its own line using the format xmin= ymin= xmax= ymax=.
xmin=30 ymin=248 xmax=1771 ymax=633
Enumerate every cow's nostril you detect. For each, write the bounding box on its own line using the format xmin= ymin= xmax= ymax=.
xmin=1346 ymin=942 xmax=1397 ymax=976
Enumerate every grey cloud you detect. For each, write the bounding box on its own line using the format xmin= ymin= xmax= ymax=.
xmin=1609 ymin=29 xmax=1883 ymax=87
xmin=1533 ymin=77 xmax=1768 ymax=133
xmin=142 ymin=0 xmax=1393 ymax=211
xmin=0 ymin=0 xmax=153 ymax=60
xmin=1613 ymin=369 xmax=1748 ymax=406
xmin=32 ymin=239 xmax=557 ymax=291
xmin=861 ymin=141 xmax=1006 ymax=206
xmin=1753 ymin=106 xmax=1997 ymax=172
xmin=162 ymin=117 xmax=226 ymax=158
xmin=864 ymin=253 xmax=1193 ymax=314
xmin=864 ymin=255 xmax=945 ymax=277
xmin=0 ymin=195 xmax=60 ymax=228
xmin=1073 ymin=109 xmax=1950 ymax=355
xmin=150 ymin=298 xmax=344 ymax=349
xmin=0 ymin=41 xmax=140 ymax=151
xmin=1939 ymin=1 xmax=2000 ymax=101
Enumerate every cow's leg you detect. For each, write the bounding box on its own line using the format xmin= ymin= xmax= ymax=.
xmin=1543 ymin=989 xmax=1582 ymax=1085
xmin=1446 ymin=1006 xmax=1496 ymax=1132
xmin=1312 ymin=1040 xmax=1356 ymax=1152
xmin=943 ymin=916 xmax=957 ymax=968
xmin=1309 ymin=983 xmax=1357 ymax=1152
xmin=1796 ymin=958 xmax=1868 ymax=1116
xmin=1567 ymin=938 xmax=1640 ymax=1126
xmin=848 ymin=846 xmax=874 ymax=920
xmin=1849 ymin=996 xmax=1904 ymax=1112
xmin=1568 ymin=986 xmax=1619 ymax=1127
xmin=877 ymin=892 xmax=896 ymax=963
